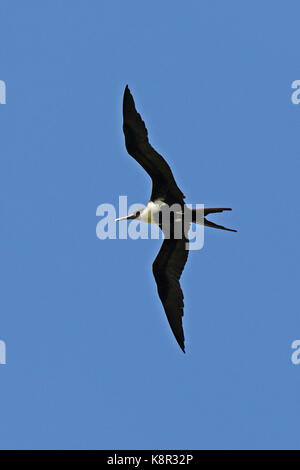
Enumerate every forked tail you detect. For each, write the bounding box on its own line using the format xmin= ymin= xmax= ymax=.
xmin=191 ymin=207 xmax=237 ymax=232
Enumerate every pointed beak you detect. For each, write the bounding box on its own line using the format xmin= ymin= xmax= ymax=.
xmin=115 ymin=213 xmax=136 ymax=222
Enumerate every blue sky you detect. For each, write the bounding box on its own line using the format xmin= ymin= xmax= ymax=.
xmin=0 ymin=0 xmax=300 ymax=450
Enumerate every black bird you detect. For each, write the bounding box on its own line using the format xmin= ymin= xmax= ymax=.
xmin=115 ymin=85 xmax=236 ymax=352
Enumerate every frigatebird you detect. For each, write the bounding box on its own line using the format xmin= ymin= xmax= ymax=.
xmin=116 ymin=85 xmax=236 ymax=352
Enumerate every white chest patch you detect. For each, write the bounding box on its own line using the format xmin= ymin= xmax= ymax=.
xmin=138 ymin=200 xmax=166 ymax=224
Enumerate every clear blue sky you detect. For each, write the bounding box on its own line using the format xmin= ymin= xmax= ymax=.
xmin=0 ymin=1 xmax=299 ymax=450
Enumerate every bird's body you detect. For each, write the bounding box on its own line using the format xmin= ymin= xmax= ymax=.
xmin=137 ymin=200 xmax=167 ymax=225
xmin=116 ymin=85 xmax=236 ymax=352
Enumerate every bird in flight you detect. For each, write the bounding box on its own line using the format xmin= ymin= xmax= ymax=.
xmin=116 ymin=85 xmax=236 ymax=352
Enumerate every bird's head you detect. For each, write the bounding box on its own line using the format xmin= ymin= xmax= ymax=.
xmin=115 ymin=209 xmax=142 ymax=222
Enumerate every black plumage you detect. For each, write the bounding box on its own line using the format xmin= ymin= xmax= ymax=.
xmin=120 ymin=85 xmax=236 ymax=352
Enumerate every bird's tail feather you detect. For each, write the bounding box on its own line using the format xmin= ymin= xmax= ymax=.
xmin=204 ymin=218 xmax=237 ymax=232
xmin=191 ymin=208 xmax=237 ymax=232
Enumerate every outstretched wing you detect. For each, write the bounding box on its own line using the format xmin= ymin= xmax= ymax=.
xmin=123 ymin=85 xmax=185 ymax=202
xmin=152 ymin=236 xmax=189 ymax=352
